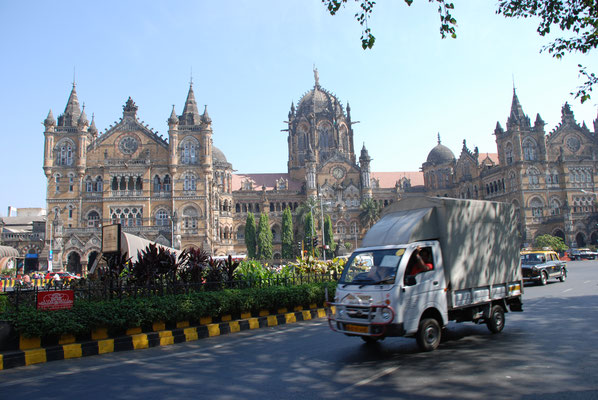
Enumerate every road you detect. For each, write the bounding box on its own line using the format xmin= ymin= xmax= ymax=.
xmin=1 ymin=261 xmax=597 ymax=400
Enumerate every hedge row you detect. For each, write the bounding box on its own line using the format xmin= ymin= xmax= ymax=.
xmin=1 ymin=282 xmax=337 ymax=338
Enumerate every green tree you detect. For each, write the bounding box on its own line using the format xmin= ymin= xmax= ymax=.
xmin=282 ymin=206 xmax=294 ymax=259
xmin=359 ymin=198 xmax=381 ymax=230
xmin=257 ymin=212 xmax=273 ymax=260
xmin=304 ymin=211 xmax=315 ymax=253
xmin=244 ymin=212 xmax=257 ymax=259
xmin=535 ymin=234 xmax=568 ymax=252
xmin=324 ymin=214 xmax=336 ymax=259
xmin=323 ymin=0 xmax=597 ymax=102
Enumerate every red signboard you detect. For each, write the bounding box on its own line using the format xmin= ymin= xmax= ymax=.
xmin=37 ymin=290 xmax=74 ymax=311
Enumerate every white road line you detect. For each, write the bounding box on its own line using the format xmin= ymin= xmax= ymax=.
xmin=340 ymin=366 xmax=400 ymax=392
xmin=584 ymin=280 xmax=592 ymax=284
xmin=563 ymin=289 xmax=572 ymax=293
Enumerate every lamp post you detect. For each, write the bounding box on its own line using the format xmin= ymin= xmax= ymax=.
xmin=353 ymin=221 xmax=358 ymax=250
xmin=307 ymin=203 xmax=317 ymax=257
xmin=319 ymin=195 xmax=332 ymax=261
xmin=171 ymin=210 xmax=178 ymax=249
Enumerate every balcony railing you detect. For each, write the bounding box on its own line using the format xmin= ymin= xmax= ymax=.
xmin=1 ymin=232 xmax=45 ymax=241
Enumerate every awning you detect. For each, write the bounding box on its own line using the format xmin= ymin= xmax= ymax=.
xmin=0 ymin=245 xmax=19 ymax=258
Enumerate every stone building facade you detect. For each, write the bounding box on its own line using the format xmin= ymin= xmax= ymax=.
xmin=420 ymin=89 xmax=598 ymax=248
xmin=42 ymin=71 xmax=413 ymax=274
xmin=42 ymin=71 xmax=598 ymax=274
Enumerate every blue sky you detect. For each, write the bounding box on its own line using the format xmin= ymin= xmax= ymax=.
xmin=0 ymin=0 xmax=596 ymax=216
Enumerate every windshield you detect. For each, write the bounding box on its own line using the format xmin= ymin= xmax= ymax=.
xmin=520 ymin=254 xmax=545 ymax=265
xmin=340 ymin=248 xmax=405 ymax=285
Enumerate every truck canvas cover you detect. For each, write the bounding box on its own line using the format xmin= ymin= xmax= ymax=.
xmin=362 ymin=196 xmax=521 ymax=290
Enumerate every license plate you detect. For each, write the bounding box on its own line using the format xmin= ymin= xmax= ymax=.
xmin=346 ymin=324 xmax=368 ymax=333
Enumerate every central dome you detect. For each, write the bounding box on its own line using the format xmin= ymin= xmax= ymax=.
xmin=296 ymin=86 xmax=343 ymax=116
xmin=426 ymin=143 xmax=455 ymax=164
xmin=212 ymin=146 xmax=228 ymax=164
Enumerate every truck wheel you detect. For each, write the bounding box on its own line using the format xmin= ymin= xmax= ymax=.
xmin=361 ymin=336 xmax=379 ymax=344
xmin=539 ymin=271 xmax=548 ymax=286
xmin=416 ymin=318 xmax=441 ymax=352
xmin=558 ymin=269 xmax=567 ymax=282
xmin=486 ymin=305 xmax=505 ymax=333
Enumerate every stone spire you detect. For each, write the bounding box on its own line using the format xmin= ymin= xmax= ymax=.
xmin=122 ymin=97 xmax=138 ymax=119
xmin=168 ymin=105 xmax=179 ymax=126
xmin=201 ymin=105 xmax=212 ymax=124
xmin=58 ymin=83 xmax=81 ymax=127
xmin=507 ymin=88 xmax=530 ymax=129
xmin=494 ymin=121 xmax=504 ymax=135
xmin=437 ymin=133 xmax=441 ymax=144
xmin=89 ymin=113 xmax=98 ymax=136
xmin=77 ymin=103 xmax=89 ymax=129
xmin=561 ymin=102 xmax=576 ymax=124
xmin=180 ymin=83 xmax=200 ymax=125
xmin=44 ymin=109 xmax=56 ymax=128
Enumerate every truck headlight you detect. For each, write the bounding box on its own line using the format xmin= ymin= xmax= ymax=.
xmin=381 ymin=309 xmax=392 ymax=321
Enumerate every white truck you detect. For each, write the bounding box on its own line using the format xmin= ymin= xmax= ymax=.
xmin=328 ymin=196 xmax=523 ymax=351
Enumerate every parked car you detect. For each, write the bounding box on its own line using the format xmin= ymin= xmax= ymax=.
xmin=45 ymin=272 xmax=80 ymax=281
xmin=520 ymin=250 xmax=567 ymax=285
xmin=568 ymin=248 xmax=598 ymax=260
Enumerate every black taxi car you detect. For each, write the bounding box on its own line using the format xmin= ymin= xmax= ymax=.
xmin=520 ymin=250 xmax=567 ymax=285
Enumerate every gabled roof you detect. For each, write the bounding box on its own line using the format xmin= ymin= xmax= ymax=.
xmin=232 ymin=173 xmax=303 ymax=191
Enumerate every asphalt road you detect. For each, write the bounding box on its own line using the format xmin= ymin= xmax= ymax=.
xmin=1 ymin=261 xmax=597 ymax=400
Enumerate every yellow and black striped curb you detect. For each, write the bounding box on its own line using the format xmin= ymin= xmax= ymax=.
xmin=0 ymin=307 xmax=330 ymax=370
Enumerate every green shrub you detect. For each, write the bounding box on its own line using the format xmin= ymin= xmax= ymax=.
xmin=3 ymin=282 xmax=337 ymax=338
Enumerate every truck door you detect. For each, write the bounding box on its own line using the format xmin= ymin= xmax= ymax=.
xmin=398 ymin=242 xmax=446 ymax=332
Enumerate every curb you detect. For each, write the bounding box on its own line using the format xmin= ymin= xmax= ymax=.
xmin=0 ymin=308 xmax=329 ymax=371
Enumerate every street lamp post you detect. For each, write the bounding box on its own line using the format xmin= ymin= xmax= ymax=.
xmin=319 ymin=195 xmax=332 ymax=262
xmin=171 ymin=211 xmax=178 ymax=249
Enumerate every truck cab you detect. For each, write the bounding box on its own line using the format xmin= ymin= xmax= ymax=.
xmin=332 ymin=241 xmax=447 ymax=344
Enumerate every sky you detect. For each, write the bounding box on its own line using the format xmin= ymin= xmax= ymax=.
xmin=1 ymin=0 xmax=597 ymax=216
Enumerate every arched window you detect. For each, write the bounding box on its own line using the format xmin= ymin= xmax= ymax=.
xmin=155 ymin=209 xmax=169 ymax=226
xmin=184 ymin=173 xmax=196 ymax=191
xmin=56 ymin=141 xmax=74 ymax=166
xmin=95 ymin=176 xmax=103 ymax=192
xmin=530 ymin=197 xmax=544 ymax=218
xmin=87 ymin=210 xmax=100 ymax=227
xmin=550 ymin=198 xmax=561 ymax=215
xmin=336 ymin=221 xmax=346 ymax=235
xmin=182 ymin=206 xmax=198 ymax=229
xmin=110 ymin=207 xmax=143 ymax=227
xmin=54 ymin=174 xmax=61 ymax=193
xmin=505 ymin=142 xmax=513 ymax=165
xmin=112 ymin=177 xmax=118 ymax=191
xmin=86 ymin=177 xmax=93 ymax=192
xmin=163 ymin=175 xmax=171 ymax=192
xmin=153 ymin=175 xmax=161 ymax=192
xmin=522 ymin=138 xmax=537 ymax=161
xmin=181 ymin=138 xmax=199 ymax=164
xmin=528 ymin=168 xmax=540 ymax=186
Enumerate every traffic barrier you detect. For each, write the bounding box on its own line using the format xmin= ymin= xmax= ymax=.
xmin=0 ymin=305 xmax=329 ymax=370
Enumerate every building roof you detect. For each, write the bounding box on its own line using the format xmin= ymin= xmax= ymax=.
xmin=371 ymin=171 xmax=425 ymax=188
xmin=232 ymin=173 xmax=303 ymax=191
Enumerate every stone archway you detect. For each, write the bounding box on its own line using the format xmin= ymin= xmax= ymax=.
xmin=553 ymin=229 xmax=565 ymax=242
xmin=575 ymin=232 xmax=587 ymax=247
xmin=66 ymin=251 xmax=82 ymax=275
xmin=87 ymin=251 xmax=99 ymax=274
xmin=591 ymin=232 xmax=598 ymax=246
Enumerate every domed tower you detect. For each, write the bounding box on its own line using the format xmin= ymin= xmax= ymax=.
xmin=422 ymin=134 xmax=456 ymax=195
xmin=286 ymin=68 xmax=355 ymax=182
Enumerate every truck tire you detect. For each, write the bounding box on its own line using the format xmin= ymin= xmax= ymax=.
xmin=558 ymin=268 xmax=567 ymax=282
xmin=539 ymin=271 xmax=548 ymax=286
xmin=416 ymin=318 xmax=441 ymax=352
xmin=361 ymin=336 xmax=380 ymax=344
xmin=486 ymin=305 xmax=505 ymax=334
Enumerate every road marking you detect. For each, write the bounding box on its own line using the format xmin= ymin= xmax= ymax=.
xmin=562 ymin=289 xmax=572 ymax=293
xmin=584 ymin=280 xmax=591 ymax=284
xmin=340 ymin=366 xmax=400 ymax=392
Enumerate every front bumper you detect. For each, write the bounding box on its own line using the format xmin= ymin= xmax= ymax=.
xmin=326 ymin=302 xmax=401 ymax=337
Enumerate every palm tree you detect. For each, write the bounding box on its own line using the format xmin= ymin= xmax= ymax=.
xmin=359 ymin=198 xmax=381 ymax=230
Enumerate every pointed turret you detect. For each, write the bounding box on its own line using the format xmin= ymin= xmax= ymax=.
xmin=89 ymin=113 xmax=98 ymax=136
xmin=593 ymin=110 xmax=598 ymax=133
xmin=560 ymin=102 xmax=576 ymax=124
xmin=346 ymin=102 xmax=351 ymax=121
xmin=359 ymin=143 xmax=371 ymax=162
xmin=201 ymin=105 xmax=212 ymax=124
xmin=77 ymin=104 xmax=89 ymax=129
xmin=44 ymin=109 xmax=56 ymax=129
xmin=288 ymin=102 xmax=295 ymax=121
xmin=360 ymin=143 xmax=372 ymax=192
xmin=58 ymin=84 xmax=81 ymax=127
xmin=507 ymin=88 xmax=530 ymax=129
xmin=180 ymin=83 xmax=200 ymax=125
xmin=168 ymin=105 xmax=179 ymax=127
xmin=494 ymin=121 xmax=504 ymax=135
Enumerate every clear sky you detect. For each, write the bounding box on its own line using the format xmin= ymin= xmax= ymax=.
xmin=0 ymin=0 xmax=596 ymax=216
